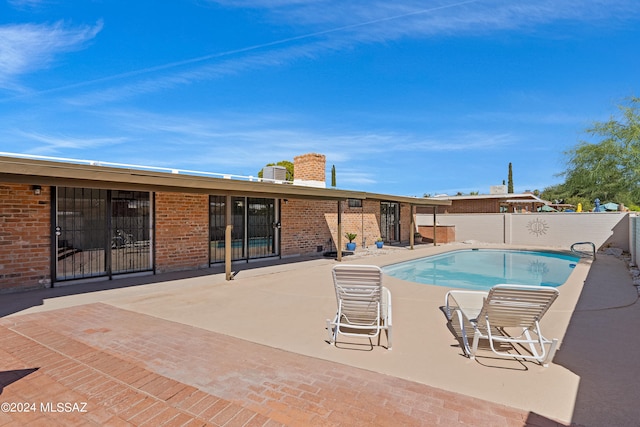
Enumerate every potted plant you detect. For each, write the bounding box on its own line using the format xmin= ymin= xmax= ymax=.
xmin=345 ymin=232 xmax=357 ymax=251
xmin=375 ymin=237 xmax=384 ymax=249
xmin=414 ymin=232 xmax=423 ymax=243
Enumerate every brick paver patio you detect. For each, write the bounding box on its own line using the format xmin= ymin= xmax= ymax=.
xmin=0 ymin=303 xmax=571 ymax=426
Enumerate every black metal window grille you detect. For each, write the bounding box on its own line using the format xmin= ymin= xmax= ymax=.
xmin=209 ymin=196 xmax=226 ymax=263
xmin=348 ymin=199 xmax=363 ymax=208
xmin=247 ymin=198 xmax=276 ymax=259
xmin=55 ymin=187 xmax=151 ymax=281
xmin=110 ymin=190 xmax=151 ymax=274
xmin=380 ymin=201 xmax=400 ymax=243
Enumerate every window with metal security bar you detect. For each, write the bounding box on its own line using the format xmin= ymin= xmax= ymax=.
xmin=348 ymin=199 xmax=362 ymax=208
xmin=380 ymin=201 xmax=400 ymax=243
xmin=55 ymin=187 xmax=152 ymax=281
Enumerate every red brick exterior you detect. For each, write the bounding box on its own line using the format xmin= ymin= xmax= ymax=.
xmin=449 ymin=199 xmax=501 ymax=213
xmin=0 ymin=184 xmax=51 ymax=291
xmin=419 ymin=198 xmax=538 ymax=214
xmin=281 ymin=199 xmax=394 ymax=253
xmin=293 ymin=153 xmax=325 ymax=183
xmin=0 ymin=180 xmax=409 ymax=291
xmin=417 ymin=225 xmax=456 ymax=243
xmin=420 ymin=199 xmax=502 ymax=214
xmin=155 ymin=192 xmax=210 ymax=273
xmin=400 ymin=204 xmax=414 ymax=242
xmin=281 ymin=199 xmax=334 ymax=255
xmin=341 ymin=200 xmax=383 ymax=247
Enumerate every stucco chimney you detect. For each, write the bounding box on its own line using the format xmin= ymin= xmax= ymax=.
xmin=293 ymin=153 xmax=326 ymax=188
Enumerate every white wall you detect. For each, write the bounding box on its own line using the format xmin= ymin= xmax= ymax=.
xmin=417 ymin=212 xmax=630 ymax=251
xmin=631 ymin=215 xmax=639 ymax=264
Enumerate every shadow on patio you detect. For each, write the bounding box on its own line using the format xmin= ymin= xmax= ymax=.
xmin=553 ymin=253 xmax=640 ymax=427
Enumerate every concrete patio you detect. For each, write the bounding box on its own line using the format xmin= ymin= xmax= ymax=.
xmin=0 ymin=242 xmax=638 ymax=426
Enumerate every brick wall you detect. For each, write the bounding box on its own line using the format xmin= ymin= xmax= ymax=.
xmin=450 ymin=199 xmax=501 ymax=213
xmin=400 ymin=204 xmax=413 ymax=242
xmin=0 ymin=183 xmax=51 ymax=292
xmin=419 ymin=199 xmax=502 ymax=214
xmin=281 ymin=199 xmax=334 ymax=256
xmin=281 ymin=199 xmax=385 ymax=255
xmin=155 ymin=192 xmax=209 ymax=272
xmin=417 ymin=225 xmax=456 ymax=243
xmin=293 ymin=153 xmax=325 ymax=183
xmin=336 ymin=200 xmax=381 ymax=248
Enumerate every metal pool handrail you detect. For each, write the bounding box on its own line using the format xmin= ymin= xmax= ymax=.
xmin=571 ymin=242 xmax=596 ymax=260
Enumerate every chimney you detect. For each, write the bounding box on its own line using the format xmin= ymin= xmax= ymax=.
xmin=293 ymin=153 xmax=326 ymax=188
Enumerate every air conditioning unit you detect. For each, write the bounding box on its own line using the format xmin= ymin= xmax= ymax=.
xmin=262 ymin=166 xmax=288 ymax=181
xmin=490 ymin=185 xmax=507 ymax=195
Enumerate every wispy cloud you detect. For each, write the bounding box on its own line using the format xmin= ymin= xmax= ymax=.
xmin=212 ymin=0 xmax=639 ymax=38
xmin=12 ymin=130 xmax=127 ymax=155
xmin=63 ymin=38 xmax=345 ymax=106
xmin=64 ymin=110 xmax=513 ymax=166
xmin=0 ymin=21 xmax=103 ymax=91
xmin=466 ymin=111 xmax=590 ymax=126
xmin=7 ymin=0 xmax=46 ymax=9
xmin=16 ymin=0 xmax=639 ymax=103
xmin=0 ymin=107 xmax=527 ymax=190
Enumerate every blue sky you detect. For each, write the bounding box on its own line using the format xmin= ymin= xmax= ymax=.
xmin=1 ymin=0 xmax=639 ymax=197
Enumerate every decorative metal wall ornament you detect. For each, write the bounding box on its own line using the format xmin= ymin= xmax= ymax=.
xmin=527 ymin=218 xmax=549 ymax=237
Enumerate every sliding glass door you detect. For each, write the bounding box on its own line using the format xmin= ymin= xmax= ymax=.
xmin=55 ymin=187 xmax=152 ymax=281
xmin=209 ymin=196 xmax=278 ymax=264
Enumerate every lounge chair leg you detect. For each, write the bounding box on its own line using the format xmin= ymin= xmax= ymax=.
xmin=542 ymin=338 xmax=559 ymax=367
xmin=326 ymin=318 xmax=335 ymax=345
xmin=471 ymin=331 xmax=480 ymax=359
xmin=387 ymin=327 xmax=392 ymax=350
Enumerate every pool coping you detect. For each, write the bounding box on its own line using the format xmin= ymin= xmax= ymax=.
xmin=3 ymin=241 xmax=636 ymax=425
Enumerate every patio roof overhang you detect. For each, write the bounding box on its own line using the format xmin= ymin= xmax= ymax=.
xmin=0 ymin=155 xmax=451 ymax=207
xmin=503 ymin=199 xmax=544 ymax=204
xmin=0 ymin=154 xmax=450 ymax=276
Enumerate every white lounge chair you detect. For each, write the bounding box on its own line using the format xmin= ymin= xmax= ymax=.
xmin=445 ymin=284 xmax=559 ymax=366
xmin=327 ymin=265 xmax=392 ymax=350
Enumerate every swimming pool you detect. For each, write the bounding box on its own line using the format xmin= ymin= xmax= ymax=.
xmin=382 ymin=249 xmax=580 ymax=290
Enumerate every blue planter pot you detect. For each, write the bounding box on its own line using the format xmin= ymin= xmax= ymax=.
xmin=375 ymin=241 xmax=384 ymax=248
xmin=346 ymin=242 xmax=356 ymax=251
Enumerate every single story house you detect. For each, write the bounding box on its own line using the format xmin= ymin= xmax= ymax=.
xmin=421 ymin=192 xmax=551 ymax=214
xmin=0 ymin=152 xmax=450 ymax=292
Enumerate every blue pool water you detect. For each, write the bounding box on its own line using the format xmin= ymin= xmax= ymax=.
xmin=382 ymin=249 xmax=580 ymax=290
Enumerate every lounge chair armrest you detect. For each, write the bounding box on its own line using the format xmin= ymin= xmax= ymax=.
xmin=445 ymin=290 xmax=488 ymax=320
xmin=382 ymin=286 xmax=392 ymax=326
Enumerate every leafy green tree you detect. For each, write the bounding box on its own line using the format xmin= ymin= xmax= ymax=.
xmin=550 ymin=96 xmax=640 ymax=208
xmin=507 ymin=163 xmax=514 ymax=193
xmin=257 ymin=160 xmax=294 ymax=181
xmin=541 ymin=183 xmax=590 ymax=210
xmin=331 ymin=165 xmax=336 ymax=187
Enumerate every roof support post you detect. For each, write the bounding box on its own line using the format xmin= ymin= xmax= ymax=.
xmin=225 ymin=194 xmax=233 ymax=280
xmin=410 ymin=204 xmax=416 ymax=249
xmin=336 ymin=200 xmax=342 ymax=262
xmin=433 ymin=206 xmax=438 ymax=246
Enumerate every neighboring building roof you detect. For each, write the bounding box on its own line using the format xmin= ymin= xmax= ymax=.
xmin=0 ymin=154 xmax=451 ymax=207
xmin=433 ymin=193 xmax=549 ymax=204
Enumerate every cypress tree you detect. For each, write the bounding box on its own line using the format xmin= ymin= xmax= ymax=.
xmin=508 ymin=163 xmax=514 ymax=193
